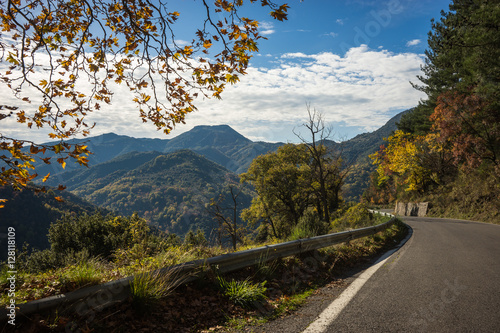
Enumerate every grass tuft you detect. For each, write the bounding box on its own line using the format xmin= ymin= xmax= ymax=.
xmin=130 ymin=266 xmax=192 ymax=310
xmin=59 ymin=258 xmax=103 ymax=288
xmin=216 ymin=276 xmax=267 ymax=309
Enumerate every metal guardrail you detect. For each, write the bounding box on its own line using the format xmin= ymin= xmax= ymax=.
xmin=368 ymin=209 xmax=394 ymax=217
xmin=2 ymin=212 xmax=396 ymax=321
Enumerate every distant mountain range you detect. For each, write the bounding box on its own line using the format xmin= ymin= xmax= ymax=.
xmin=38 ymin=111 xmax=405 ymax=186
xmin=2 ymin=110 xmax=406 ymax=251
xmin=35 ymin=124 xmax=282 ymax=180
xmin=38 ymin=110 xmax=406 ymax=207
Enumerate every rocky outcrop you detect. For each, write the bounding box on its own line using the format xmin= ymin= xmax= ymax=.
xmin=395 ymin=202 xmax=429 ymax=217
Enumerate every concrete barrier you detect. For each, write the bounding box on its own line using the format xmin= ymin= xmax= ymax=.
xmin=395 ymin=202 xmax=429 ymax=217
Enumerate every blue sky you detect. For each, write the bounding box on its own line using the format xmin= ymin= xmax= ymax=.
xmin=165 ymin=0 xmax=452 ymax=143
xmin=245 ymin=0 xmax=444 ymax=61
xmin=1 ymin=0 xmax=453 ymax=144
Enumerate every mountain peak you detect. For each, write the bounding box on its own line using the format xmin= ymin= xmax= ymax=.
xmin=190 ymin=124 xmax=248 ymax=139
xmin=165 ymin=124 xmax=251 ymax=151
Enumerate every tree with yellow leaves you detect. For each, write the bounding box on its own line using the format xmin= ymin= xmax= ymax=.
xmin=370 ymin=130 xmax=432 ymax=194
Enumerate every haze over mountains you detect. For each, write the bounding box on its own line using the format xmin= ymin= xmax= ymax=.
xmin=39 ymin=110 xmax=406 ymax=187
xmin=38 ymin=109 xmax=407 ymax=206
xmin=2 ymin=110 xmax=406 ymax=251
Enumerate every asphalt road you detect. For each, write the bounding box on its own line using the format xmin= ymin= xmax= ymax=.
xmin=317 ymin=216 xmax=500 ymax=332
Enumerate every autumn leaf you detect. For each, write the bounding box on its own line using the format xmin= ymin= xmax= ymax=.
xmin=0 ymin=0 xmax=289 ymax=192
xmin=42 ymin=173 xmax=50 ymax=183
xmin=203 ymin=40 xmax=212 ymax=49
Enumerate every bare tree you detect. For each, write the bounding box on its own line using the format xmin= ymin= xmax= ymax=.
xmin=207 ymin=185 xmax=244 ymax=251
xmin=293 ymin=104 xmax=349 ymax=222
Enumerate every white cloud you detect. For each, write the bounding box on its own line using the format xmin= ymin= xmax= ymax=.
xmin=261 ymin=29 xmax=275 ymax=36
xmin=323 ymin=32 xmax=339 ymax=38
xmin=336 ymin=19 xmax=344 ymax=25
xmin=406 ymin=39 xmax=421 ymax=47
xmin=259 ymin=22 xmax=275 ymax=35
xmin=1 ymin=46 xmax=426 ymax=144
xmin=182 ymin=45 xmax=426 ymax=142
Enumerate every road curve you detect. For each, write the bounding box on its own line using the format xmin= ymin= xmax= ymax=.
xmin=308 ymin=216 xmax=500 ymax=332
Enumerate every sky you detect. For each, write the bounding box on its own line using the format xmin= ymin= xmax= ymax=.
xmin=1 ymin=0 xmax=453 ymax=144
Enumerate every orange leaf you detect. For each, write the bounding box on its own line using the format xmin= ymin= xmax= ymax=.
xmin=42 ymin=173 xmax=50 ymax=182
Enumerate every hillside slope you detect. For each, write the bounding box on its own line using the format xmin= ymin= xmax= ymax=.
xmin=36 ymin=113 xmax=405 ymax=204
xmin=0 ymin=186 xmax=101 ymax=258
xmin=69 ymin=150 xmax=255 ymax=236
xmin=341 ymin=111 xmax=408 ymax=201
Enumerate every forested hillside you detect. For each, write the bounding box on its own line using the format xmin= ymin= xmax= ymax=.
xmin=365 ymin=0 xmax=500 ymax=223
xmin=67 ymin=150 xmax=255 ymax=237
xmin=0 ymin=186 xmax=100 ymax=260
xmin=1 ymin=150 xmax=255 ymax=253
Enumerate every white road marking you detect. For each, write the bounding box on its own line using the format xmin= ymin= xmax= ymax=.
xmin=302 ymin=226 xmax=411 ymax=333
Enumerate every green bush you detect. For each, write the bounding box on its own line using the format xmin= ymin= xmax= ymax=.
xmin=21 ymin=249 xmax=60 ymax=273
xmin=331 ymin=203 xmax=373 ymax=232
xmin=48 ymin=212 xmax=165 ymax=258
xmin=22 ymin=212 xmax=171 ymax=272
xmin=289 ymin=208 xmax=329 ymax=240
xmin=22 ymin=247 xmax=96 ymax=273
xmin=183 ymin=228 xmax=207 ymax=247
xmin=216 ymin=276 xmax=267 ymax=309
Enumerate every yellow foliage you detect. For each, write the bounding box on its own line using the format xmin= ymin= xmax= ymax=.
xmin=0 ymin=0 xmax=289 ymax=192
xmin=371 ymin=130 xmax=432 ymax=192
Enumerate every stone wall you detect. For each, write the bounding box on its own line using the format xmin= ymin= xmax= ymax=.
xmin=395 ymin=202 xmax=429 ymax=217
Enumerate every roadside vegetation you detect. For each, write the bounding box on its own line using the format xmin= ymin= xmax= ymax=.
xmin=1 ymin=206 xmax=405 ymax=332
xmin=0 ymin=204 xmax=392 ymax=306
xmin=0 ymin=105 xmax=408 ymax=331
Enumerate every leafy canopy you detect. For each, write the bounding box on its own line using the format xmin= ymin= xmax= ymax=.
xmin=0 ymin=0 xmax=289 ymax=191
xmin=401 ymin=0 xmax=500 ymax=136
xmin=370 ymin=0 xmax=500 ymax=204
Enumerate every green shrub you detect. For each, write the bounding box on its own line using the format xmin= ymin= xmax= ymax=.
xmin=216 ymin=276 xmax=267 ymax=309
xmin=48 ymin=212 xmax=165 ymax=259
xmin=289 ymin=208 xmax=329 ymax=240
xmin=331 ymin=203 xmax=373 ymax=232
xmin=130 ymin=268 xmax=189 ymax=309
xmin=21 ymin=248 xmax=60 ymax=273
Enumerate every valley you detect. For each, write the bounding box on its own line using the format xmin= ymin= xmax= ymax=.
xmin=1 ymin=111 xmax=406 ymax=253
